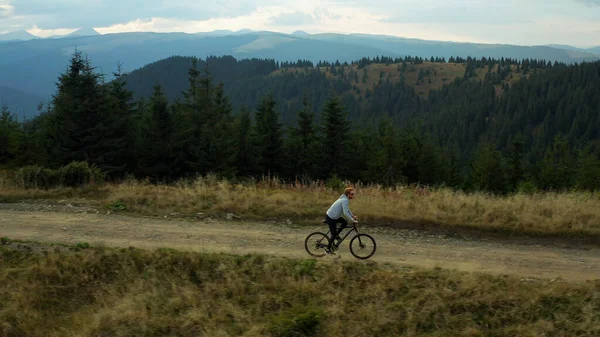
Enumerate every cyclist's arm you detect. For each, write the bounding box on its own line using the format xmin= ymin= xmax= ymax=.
xmin=342 ymin=200 xmax=357 ymax=222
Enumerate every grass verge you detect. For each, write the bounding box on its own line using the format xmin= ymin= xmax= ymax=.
xmin=0 ymin=243 xmax=598 ymax=337
xmin=1 ymin=176 xmax=600 ymax=241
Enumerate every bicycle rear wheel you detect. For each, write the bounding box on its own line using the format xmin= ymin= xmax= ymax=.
xmin=349 ymin=234 xmax=376 ymax=259
xmin=304 ymin=232 xmax=330 ymax=258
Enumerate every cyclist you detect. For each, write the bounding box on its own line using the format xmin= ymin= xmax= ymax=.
xmin=324 ymin=187 xmax=358 ymax=254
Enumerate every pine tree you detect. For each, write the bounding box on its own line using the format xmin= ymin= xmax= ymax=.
xmin=507 ymin=134 xmax=525 ymax=190
xmin=94 ymin=64 xmax=134 ymax=176
xmin=370 ymin=118 xmax=404 ymax=185
xmin=233 ymin=107 xmax=256 ymax=177
xmin=418 ymin=138 xmax=442 ymax=185
xmin=320 ymin=95 xmax=351 ymax=178
xmin=287 ymin=95 xmax=318 ymax=178
xmin=470 ymin=142 xmax=506 ymax=193
xmin=44 ymin=51 xmax=129 ymax=176
xmin=575 ymin=146 xmax=600 ymax=191
xmin=254 ymin=95 xmax=284 ymax=176
xmin=175 ymin=60 xmax=234 ymax=176
xmin=539 ymin=135 xmax=575 ymax=190
xmin=397 ymin=130 xmax=422 ymax=183
xmin=0 ymin=104 xmax=22 ymax=166
xmin=134 ymin=85 xmax=177 ymax=181
xmin=48 ymin=51 xmax=107 ymax=167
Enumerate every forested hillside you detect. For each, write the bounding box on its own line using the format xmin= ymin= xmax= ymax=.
xmin=1 ymin=52 xmax=599 ymax=193
xmin=124 ymin=55 xmax=539 ymax=125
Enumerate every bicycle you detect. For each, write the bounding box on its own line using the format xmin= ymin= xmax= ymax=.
xmin=304 ymin=220 xmax=377 ymax=259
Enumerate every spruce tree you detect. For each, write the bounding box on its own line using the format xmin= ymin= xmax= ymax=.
xmin=233 ymin=107 xmax=256 ymax=177
xmin=0 ymin=104 xmax=22 ymax=166
xmin=288 ymin=95 xmax=317 ymax=178
xmin=320 ymin=95 xmax=351 ymax=178
xmin=134 ymin=85 xmax=176 ymax=181
xmin=575 ymin=146 xmax=600 ymax=191
xmin=470 ymin=142 xmax=506 ymax=193
xmin=370 ymin=118 xmax=404 ymax=185
xmin=254 ymin=95 xmax=284 ymax=177
xmin=507 ymin=134 xmax=525 ymax=190
xmin=539 ymin=135 xmax=575 ymax=190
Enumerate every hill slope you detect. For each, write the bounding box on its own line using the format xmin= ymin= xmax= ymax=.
xmin=0 ymin=30 xmax=597 ymax=98
xmin=123 ymin=55 xmax=533 ymax=123
xmin=0 ymin=85 xmax=46 ymax=119
xmin=0 ymin=30 xmax=36 ymax=42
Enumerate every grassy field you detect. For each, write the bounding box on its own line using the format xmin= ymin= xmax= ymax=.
xmin=0 ymin=243 xmax=598 ymax=337
xmin=1 ymin=175 xmax=600 ymax=239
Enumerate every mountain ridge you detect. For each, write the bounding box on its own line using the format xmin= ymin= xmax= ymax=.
xmin=0 ymin=30 xmax=598 ymax=98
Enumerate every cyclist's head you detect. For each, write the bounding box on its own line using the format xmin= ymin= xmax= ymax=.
xmin=344 ymin=187 xmax=355 ymax=199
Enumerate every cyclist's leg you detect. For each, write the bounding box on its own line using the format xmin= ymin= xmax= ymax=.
xmin=337 ymin=218 xmax=349 ymax=232
xmin=326 ymin=216 xmax=338 ymax=250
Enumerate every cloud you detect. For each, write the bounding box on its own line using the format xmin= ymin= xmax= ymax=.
xmin=269 ymin=11 xmax=315 ymax=26
xmin=7 ymin=0 xmax=259 ymax=29
xmin=1 ymin=0 xmax=600 ymax=47
xmin=0 ymin=1 xmax=13 ymax=18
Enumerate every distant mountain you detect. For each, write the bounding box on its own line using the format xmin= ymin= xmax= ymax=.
xmin=194 ymin=30 xmax=234 ymax=36
xmin=589 ymin=46 xmax=600 ymax=54
xmin=0 ymin=30 xmax=598 ymax=98
xmin=0 ymin=85 xmax=47 ymax=120
xmin=234 ymin=29 xmax=255 ymax=35
xmin=292 ymin=31 xmax=310 ymax=37
xmin=0 ymin=30 xmax=36 ymax=42
xmin=67 ymin=28 xmax=101 ymax=37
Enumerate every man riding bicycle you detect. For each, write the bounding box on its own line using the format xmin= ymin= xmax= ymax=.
xmin=324 ymin=187 xmax=358 ymax=254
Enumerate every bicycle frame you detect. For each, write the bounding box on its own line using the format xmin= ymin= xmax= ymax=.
xmin=324 ymin=223 xmax=360 ymax=247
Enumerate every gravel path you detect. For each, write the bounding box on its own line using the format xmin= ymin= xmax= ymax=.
xmin=1 ymin=203 xmax=598 ymax=282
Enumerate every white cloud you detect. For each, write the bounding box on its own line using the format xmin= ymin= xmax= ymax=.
xmin=27 ymin=25 xmax=77 ymax=38
xmin=1 ymin=0 xmax=600 ymax=46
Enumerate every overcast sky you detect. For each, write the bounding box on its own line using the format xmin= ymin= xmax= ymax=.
xmin=1 ymin=0 xmax=599 ymax=47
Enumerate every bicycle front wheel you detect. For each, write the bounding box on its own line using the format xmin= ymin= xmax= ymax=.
xmin=349 ymin=234 xmax=377 ymax=259
xmin=304 ymin=232 xmax=330 ymax=258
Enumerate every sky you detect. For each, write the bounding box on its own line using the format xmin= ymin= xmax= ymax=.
xmin=1 ymin=0 xmax=600 ymax=47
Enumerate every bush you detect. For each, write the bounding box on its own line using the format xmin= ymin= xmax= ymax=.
xmin=14 ymin=162 xmax=105 ymax=189
xmin=517 ymin=180 xmax=538 ymax=195
xmin=107 ymin=200 xmax=127 ymax=211
xmin=267 ymin=306 xmax=323 ymax=337
xmin=74 ymin=242 xmax=91 ymax=251
xmin=60 ymin=161 xmax=105 ymax=187
xmin=15 ymin=165 xmax=60 ymax=189
xmin=326 ymin=174 xmax=345 ymax=190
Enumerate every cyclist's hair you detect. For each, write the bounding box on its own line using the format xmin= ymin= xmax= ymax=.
xmin=344 ymin=187 xmax=355 ymax=196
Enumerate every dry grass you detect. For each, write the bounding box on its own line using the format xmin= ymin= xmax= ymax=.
xmin=0 ymin=244 xmax=598 ymax=337
xmin=1 ymin=175 xmax=600 ymax=238
xmin=271 ymin=62 xmax=530 ymax=98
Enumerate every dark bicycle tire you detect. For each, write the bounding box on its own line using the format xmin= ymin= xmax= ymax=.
xmin=304 ymin=232 xmax=330 ymax=258
xmin=349 ymin=234 xmax=377 ymax=260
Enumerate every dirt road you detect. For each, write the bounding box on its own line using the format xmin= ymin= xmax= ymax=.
xmin=1 ymin=204 xmax=599 ymax=282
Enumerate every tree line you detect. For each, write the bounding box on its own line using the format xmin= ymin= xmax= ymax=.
xmin=1 ymin=52 xmax=599 ymax=192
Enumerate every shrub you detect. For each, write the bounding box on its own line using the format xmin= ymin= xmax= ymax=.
xmin=74 ymin=242 xmax=91 ymax=251
xmin=268 ymin=306 xmax=323 ymax=337
xmin=107 ymin=200 xmax=127 ymax=211
xmin=517 ymin=180 xmax=538 ymax=195
xmin=60 ymin=161 xmax=105 ymax=187
xmin=325 ymin=174 xmax=345 ymax=190
xmin=14 ymin=162 xmax=105 ymax=189
xmin=15 ymin=165 xmax=60 ymax=189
